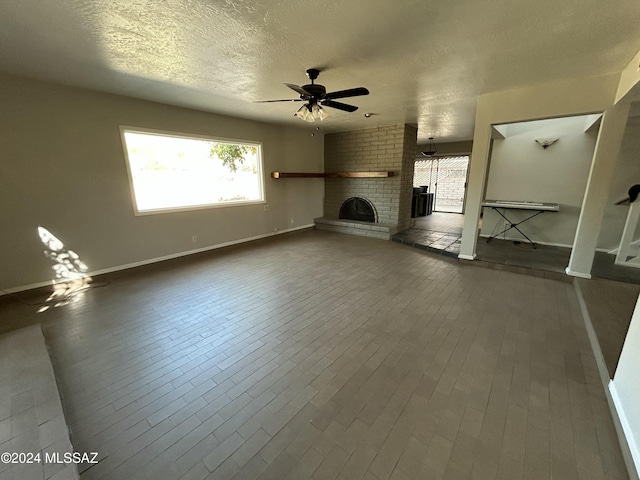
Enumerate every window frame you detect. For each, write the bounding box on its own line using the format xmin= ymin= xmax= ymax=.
xmin=120 ymin=126 xmax=265 ymax=216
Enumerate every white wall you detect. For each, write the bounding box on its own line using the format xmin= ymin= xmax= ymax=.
xmin=611 ymin=294 xmax=640 ymax=476
xmin=0 ymin=73 xmax=324 ymax=291
xmin=598 ymin=114 xmax=640 ymax=250
xmin=481 ymin=116 xmax=597 ymax=246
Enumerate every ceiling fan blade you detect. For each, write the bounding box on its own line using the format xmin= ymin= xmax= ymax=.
xmin=324 ymin=87 xmax=369 ymax=100
xmin=322 ymin=100 xmax=358 ymax=112
xmin=254 ymin=99 xmax=303 ymax=103
xmin=285 ymin=83 xmax=312 ymax=97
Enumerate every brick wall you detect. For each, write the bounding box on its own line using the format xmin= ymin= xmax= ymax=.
xmin=397 ymin=125 xmax=419 ymax=230
xmin=324 ymin=124 xmax=417 ymax=231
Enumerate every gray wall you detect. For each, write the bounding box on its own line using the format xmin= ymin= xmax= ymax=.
xmin=0 ymin=73 xmax=324 ymax=290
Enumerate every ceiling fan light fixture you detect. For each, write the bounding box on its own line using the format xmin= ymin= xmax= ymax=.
xmin=421 ymin=137 xmax=438 ymax=157
xmin=312 ymin=103 xmax=328 ymax=121
xmin=295 ymin=104 xmax=314 ymax=122
xmin=295 ymin=103 xmax=327 ymax=122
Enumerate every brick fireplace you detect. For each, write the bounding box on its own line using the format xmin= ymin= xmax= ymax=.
xmin=314 ymin=123 xmax=417 ymax=239
xmin=340 ymin=196 xmax=376 ymax=222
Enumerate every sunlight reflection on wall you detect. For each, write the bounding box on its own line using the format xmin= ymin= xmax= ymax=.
xmin=37 ymin=227 xmax=92 ymax=312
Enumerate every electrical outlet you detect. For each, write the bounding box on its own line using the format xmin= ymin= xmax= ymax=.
xmin=192 ymin=235 xmax=198 ymax=243
xmin=290 ymin=218 xmax=294 ymax=224
xmin=263 ymin=204 xmax=270 ymax=211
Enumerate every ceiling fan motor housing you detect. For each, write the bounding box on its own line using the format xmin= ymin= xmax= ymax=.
xmin=301 ymin=84 xmax=326 ymax=100
xmin=306 ymin=68 xmax=320 ymax=81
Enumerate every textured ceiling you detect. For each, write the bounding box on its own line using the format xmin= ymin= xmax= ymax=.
xmin=1 ymin=0 xmax=639 ymax=142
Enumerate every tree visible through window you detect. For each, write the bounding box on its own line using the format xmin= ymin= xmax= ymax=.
xmin=121 ymin=128 xmax=264 ymax=214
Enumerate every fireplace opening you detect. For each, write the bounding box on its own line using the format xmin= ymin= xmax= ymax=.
xmin=339 ymin=197 xmax=376 ymax=223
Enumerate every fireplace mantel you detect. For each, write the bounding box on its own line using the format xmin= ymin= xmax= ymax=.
xmin=271 ymin=171 xmax=393 ymax=179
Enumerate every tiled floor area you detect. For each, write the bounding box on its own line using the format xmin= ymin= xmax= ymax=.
xmin=395 ymin=213 xmax=640 ymax=384
xmin=0 ymin=325 xmax=78 ymax=480
xmin=392 ymin=230 xmax=462 ymax=258
xmin=0 ymin=229 xmax=629 ymax=480
xmin=475 ymin=238 xmax=571 ymax=276
xmin=413 ymin=213 xmax=464 ymax=235
xmin=395 ymin=212 xmax=640 ymax=285
xmin=392 ymin=213 xmax=464 ymax=257
xmin=591 ymin=252 xmax=640 ymax=285
xmin=574 ymin=278 xmax=640 ymax=378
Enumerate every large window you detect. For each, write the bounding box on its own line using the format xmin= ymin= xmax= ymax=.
xmin=121 ymin=127 xmax=264 ymax=215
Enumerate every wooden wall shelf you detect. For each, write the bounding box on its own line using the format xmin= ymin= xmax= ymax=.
xmin=271 ymin=171 xmax=394 ymax=179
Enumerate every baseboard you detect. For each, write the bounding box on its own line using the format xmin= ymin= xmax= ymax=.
xmin=457 ymin=253 xmax=476 ymax=260
xmin=1 ymin=224 xmax=314 ymax=295
xmin=1 ymin=280 xmax=56 ymax=296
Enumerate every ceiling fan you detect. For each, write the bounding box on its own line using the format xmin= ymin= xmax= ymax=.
xmin=256 ymin=68 xmax=369 ymax=122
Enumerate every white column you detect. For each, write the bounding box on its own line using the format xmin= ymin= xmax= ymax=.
xmin=458 ymin=123 xmax=492 ymax=260
xmin=566 ymin=102 xmax=631 ymax=278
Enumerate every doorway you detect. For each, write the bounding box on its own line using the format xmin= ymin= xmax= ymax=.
xmin=413 ymin=156 xmax=469 ymax=213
